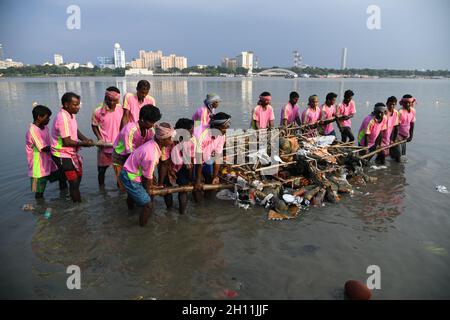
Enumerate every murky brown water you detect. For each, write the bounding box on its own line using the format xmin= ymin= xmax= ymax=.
xmin=0 ymin=77 xmax=449 ymax=299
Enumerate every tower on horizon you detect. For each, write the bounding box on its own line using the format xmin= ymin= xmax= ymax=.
xmin=114 ymin=43 xmax=126 ymax=68
xmin=293 ymin=50 xmax=302 ymax=68
xmin=341 ymin=47 xmax=347 ymax=70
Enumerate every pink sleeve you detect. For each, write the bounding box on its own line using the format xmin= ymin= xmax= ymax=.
xmin=252 ymin=107 xmax=259 ymax=121
xmin=411 ymin=109 xmax=416 ymax=123
xmin=123 ymin=93 xmax=131 ymax=110
xmin=29 ymin=127 xmax=45 ymax=151
xmin=351 ymin=102 xmax=356 ymax=115
xmin=91 ymin=109 xmax=100 ymax=126
xmin=270 ymin=108 xmax=275 ymax=121
xmin=59 ymin=114 xmax=71 ymax=138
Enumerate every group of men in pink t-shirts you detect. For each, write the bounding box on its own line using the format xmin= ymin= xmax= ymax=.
xmin=25 ymin=80 xmax=416 ymax=225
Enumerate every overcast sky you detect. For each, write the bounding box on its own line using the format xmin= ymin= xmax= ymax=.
xmin=0 ymin=0 xmax=449 ymax=70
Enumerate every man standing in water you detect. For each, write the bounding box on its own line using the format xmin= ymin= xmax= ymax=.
xmin=280 ymin=91 xmax=300 ymax=127
xmin=301 ymin=95 xmax=322 ymax=137
xmin=120 ymin=80 xmax=156 ymax=128
xmin=192 ymin=93 xmax=222 ymax=128
xmin=381 ymin=96 xmax=400 ymax=162
xmin=194 ymin=112 xmax=232 ymax=202
xmin=357 ymin=103 xmax=388 ymax=162
xmin=251 ymin=92 xmax=274 ymax=129
xmin=51 ymin=92 xmax=95 ymax=202
xmin=336 ymin=90 xmax=356 ymax=143
xmin=320 ymin=92 xmax=338 ymax=136
xmin=120 ymin=123 xmax=174 ymax=226
xmin=91 ymin=87 xmax=123 ymax=188
xmin=398 ymin=94 xmax=416 ymax=157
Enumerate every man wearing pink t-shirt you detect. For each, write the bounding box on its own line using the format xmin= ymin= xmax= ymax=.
xmin=192 ymin=93 xmax=222 ymax=128
xmin=194 ymin=112 xmax=231 ymax=202
xmin=382 ymin=96 xmax=401 ymax=162
xmin=51 ymin=92 xmax=95 ymax=202
xmin=120 ymin=80 xmax=156 ymax=128
xmin=397 ymin=94 xmax=417 ymax=157
xmin=120 ymin=123 xmax=174 ymax=226
xmin=357 ymin=103 xmax=388 ymax=163
xmin=280 ymin=91 xmax=300 ymax=127
xmin=91 ymin=87 xmax=123 ymax=187
xmin=251 ymin=92 xmax=274 ymax=129
xmin=25 ymin=105 xmax=59 ymax=198
xmin=112 ymin=105 xmax=161 ymax=191
xmin=320 ymin=92 xmax=338 ymax=136
xmin=301 ymin=95 xmax=321 ymax=137
xmin=336 ymin=90 xmax=356 ymax=143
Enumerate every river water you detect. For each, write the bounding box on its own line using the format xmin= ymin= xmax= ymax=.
xmin=0 ymin=76 xmax=449 ymax=299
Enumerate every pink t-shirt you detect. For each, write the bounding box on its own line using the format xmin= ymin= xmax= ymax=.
xmin=398 ymin=108 xmax=416 ymax=138
xmin=280 ymin=102 xmax=299 ymax=126
xmin=252 ymin=105 xmax=275 ymax=129
xmin=358 ymin=114 xmax=387 ymax=148
xmin=123 ymin=92 xmax=156 ymax=123
xmin=26 ymin=124 xmax=58 ymax=178
xmin=320 ymin=104 xmax=336 ymax=134
xmin=113 ymin=122 xmax=154 ymax=156
xmin=193 ymin=126 xmax=226 ymax=164
xmin=170 ymin=137 xmax=196 ymax=172
xmin=301 ymin=107 xmax=321 ymax=125
xmin=51 ymin=108 xmax=78 ymax=158
xmin=123 ymin=139 xmax=161 ymax=183
xmin=336 ymin=100 xmax=356 ymax=128
xmin=92 ymin=103 xmax=123 ymax=154
xmin=192 ymin=105 xmax=213 ymax=128
xmin=382 ymin=109 xmax=400 ymax=145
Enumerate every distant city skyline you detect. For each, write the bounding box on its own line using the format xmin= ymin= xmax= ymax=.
xmin=0 ymin=0 xmax=449 ymax=70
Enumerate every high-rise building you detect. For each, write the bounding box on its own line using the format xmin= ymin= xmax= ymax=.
xmin=0 ymin=58 xmax=23 ymax=69
xmin=221 ymin=58 xmax=237 ymax=70
xmin=97 ymin=56 xmax=115 ymax=69
xmin=341 ymin=47 xmax=347 ymax=70
xmin=114 ymin=43 xmax=126 ymax=68
xmin=0 ymin=44 xmax=3 ymax=61
xmin=236 ymin=51 xmax=254 ymax=73
xmin=54 ymin=54 xmax=63 ymax=66
xmin=160 ymin=54 xmax=187 ymax=70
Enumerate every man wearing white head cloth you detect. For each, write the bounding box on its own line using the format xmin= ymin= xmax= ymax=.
xmin=119 ymin=122 xmax=174 ymax=226
xmin=192 ymin=93 xmax=222 ymax=128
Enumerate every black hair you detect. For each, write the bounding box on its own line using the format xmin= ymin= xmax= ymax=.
xmin=260 ymin=91 xmax=271 ymax=97
xmin=139 ymin=105 xmax=161 ymax=122
xmin=387 ymin=96 xmax=397 ymax=104
xmin=106 ymin=86 xmax=120 ymax=94
xmin=326 ymin=92 xmax=338 ymax=101
xmin=212 ymin=112 xmax=231 ymax=121
xmin=375 ymin=102 xmax=386 ymax=108
xmin=289 ymin=91 xmax=299 ymax=100
xmin=175 ymin=118 xmax=194 ymax=130
xmin=402 ymin=94 xmax=413 ymax=99
xmin=32 ymin=105 xmax=52 ymax=121
xmin=344 ymin=90 xmax=354 ymax=98
xmin=137 ymin=80 xmax=150 ymax=90
xmin=61 ymin=92 xmax=80 ymax=106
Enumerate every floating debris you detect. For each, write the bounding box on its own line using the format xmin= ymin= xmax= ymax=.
xmin=22 ymin=204 xmax=35 ymax=211
xmin=435 ymin=185 xmax=449 ymax=194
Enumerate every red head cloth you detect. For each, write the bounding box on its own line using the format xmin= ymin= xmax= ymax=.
xmin=155 ymin=123 xmax=175 ymax=140
xmin=400 ymin=97 xmax=416 ymax=105
xmin=259 ymin=95 xmax=272 ymax=104
xmin=105 ymin=90 xmax=121 ymax=101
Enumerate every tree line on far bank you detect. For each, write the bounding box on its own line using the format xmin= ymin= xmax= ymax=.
xmin=1 ymin=64 xmax=449 ymax=78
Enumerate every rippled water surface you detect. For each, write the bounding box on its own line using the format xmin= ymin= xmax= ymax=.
xmin=0 ymin=77 xmax=449 ymax=299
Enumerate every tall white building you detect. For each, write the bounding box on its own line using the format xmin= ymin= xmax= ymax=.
xmin=236 ymin=51 xmax=254 ymax=73
xmin=114 ymin=43 xmax=126 ymax=68
xmin=341 ymin=48 xmax=347 ymax=70
xmin=54 ymin=54 xmax=63 ymax=66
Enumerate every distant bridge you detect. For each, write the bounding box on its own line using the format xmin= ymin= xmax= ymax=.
xmin=257 ymin=68 xmax=298 ymax=77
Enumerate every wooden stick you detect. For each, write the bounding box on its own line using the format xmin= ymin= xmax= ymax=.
xmin=359 ymin=140 xmax=407 ymax=159
xmin=150 ymin=183 xmax=234 ymax=196
xmin=255 ymin=161 xmax=297 ymax=172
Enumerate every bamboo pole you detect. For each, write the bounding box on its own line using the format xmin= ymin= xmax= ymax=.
xmin=150 ymin=183 xmax=234 ymax=196
xmin=359 ymin=140 xmax=407 ymax=160
xmin=255 ymin=161 xmax=297 ymax=172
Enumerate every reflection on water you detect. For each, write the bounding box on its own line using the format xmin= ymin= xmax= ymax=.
xmin=1 ymin=77 xmax=450 ymax=299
